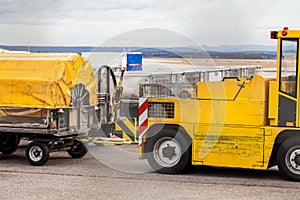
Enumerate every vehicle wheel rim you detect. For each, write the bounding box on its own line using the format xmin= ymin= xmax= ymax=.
xmin=29 ymin=146 xmax=43 ymax=162
xmin=153 ymin=137 xmax=181 ymax=168
xmin=286 ymin=147 xmax=300 ymax=175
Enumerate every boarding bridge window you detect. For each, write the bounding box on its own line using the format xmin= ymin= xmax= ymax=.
xmin=280 ymin=39 xmax=298 ymax=97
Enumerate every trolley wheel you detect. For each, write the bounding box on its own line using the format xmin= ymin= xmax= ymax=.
xmin=277 ymin=137 xmax=300 ymax=181
xmin=26 ymin=142 xmax=50 ymax=166
xmin=146 ymin=129 xmax=191 ymax=174
xmin=67 ymin=142 xmax=87 ymax=158
xmin=0 ymin=133 xmax=20 ymax=155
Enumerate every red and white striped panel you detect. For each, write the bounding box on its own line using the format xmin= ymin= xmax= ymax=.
xmin=138 ymin=98 xmax=148 ymax=146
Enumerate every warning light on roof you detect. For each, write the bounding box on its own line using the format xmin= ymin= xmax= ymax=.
xmin=282 ymin=27 xmax=289 ymax=36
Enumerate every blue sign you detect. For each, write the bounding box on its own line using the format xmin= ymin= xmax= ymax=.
xmin=127 ymin=53 xmax=142 ymax=71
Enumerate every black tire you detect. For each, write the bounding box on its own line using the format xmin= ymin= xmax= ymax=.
xmin=67 ymin=142 xmax=87 ymax=158
xmin=0 ymin=134 xmax=19 ymax=155
xmin=146 ymin=129 xmax=191 ymax=174
xmin=277 ymin=138 xmax=300 ymax=181
xmin=25 ymin=142 xmax=50 ymax=166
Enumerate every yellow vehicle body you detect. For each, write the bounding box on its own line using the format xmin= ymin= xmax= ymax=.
xmin=144 ymin=75 xmax=283 ymax=169
xmin=140 ymin=28 xmax=300 ymax=181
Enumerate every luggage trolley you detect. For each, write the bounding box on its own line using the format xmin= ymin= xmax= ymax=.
xmin=0 ymin=53 xmax=98 ymax=165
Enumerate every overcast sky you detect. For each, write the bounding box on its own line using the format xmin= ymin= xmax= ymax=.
xmin=0 ymin=0 xmax=299 ymax=46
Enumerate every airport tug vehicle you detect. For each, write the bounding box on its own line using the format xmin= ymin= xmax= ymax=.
xmin=139 ymin=28 xmax=300 ymax=181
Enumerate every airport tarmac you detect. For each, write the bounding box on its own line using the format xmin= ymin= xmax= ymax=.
xmin=1 ymin=144 xmax=300 ymax=200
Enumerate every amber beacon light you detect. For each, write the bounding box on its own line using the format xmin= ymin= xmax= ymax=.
xmin=282 ymin=27 xmax=289 ymax=36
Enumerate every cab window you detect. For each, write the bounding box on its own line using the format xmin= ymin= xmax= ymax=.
xmin=280 ymin=39 xmax=298 ymax=97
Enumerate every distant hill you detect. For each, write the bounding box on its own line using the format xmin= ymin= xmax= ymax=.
xmin=0 ymin=45 xmax=277 ymax=59
xmin=202 ymin=45 xmax=276 ymax=52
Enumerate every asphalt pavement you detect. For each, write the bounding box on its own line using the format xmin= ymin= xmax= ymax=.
xmin=0 ymin=144 xmax=300 ymax=200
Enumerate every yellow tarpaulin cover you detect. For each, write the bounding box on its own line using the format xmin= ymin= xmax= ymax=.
xmin=0 ymin=53 xmax=97 ymax=108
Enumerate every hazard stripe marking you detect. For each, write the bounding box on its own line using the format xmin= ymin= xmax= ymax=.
xmin=123 ymin=118 xmax=135 ymax=133
xmin=138 ymin=120 xmax=148 ymax=135
xmin=139 ymin=111 xmax=148 ymax=126
xmin=117 ymin=121 xmax=135 ymax=141
xmin=138 ymin=98 xmax=148 ymax=146
xmin=139 ymin=99 xmax=148 ymax=116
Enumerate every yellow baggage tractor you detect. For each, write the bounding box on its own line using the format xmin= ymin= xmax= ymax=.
xmin=138 ymin=28 xmax=300 ymax=181
xmin=0 ymin=53 xmax=97 ymax=165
